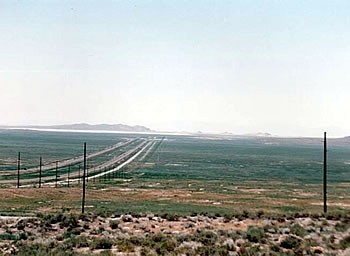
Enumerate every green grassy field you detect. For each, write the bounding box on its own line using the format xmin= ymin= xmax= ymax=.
xmin=0 ymin=129 xmax=349 ymax=215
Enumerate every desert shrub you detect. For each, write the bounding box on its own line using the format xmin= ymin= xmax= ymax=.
xmin=280 ymin=236 xmax=302 ymax=249
xmin=36 ymin=212 xmax=44 ymax=218
xmin=109 ymin=219 xmax=119 ymax=229
xmin=223 ymin=214 xmax=234 ymax=223
xmin=270 ymin=243 xmax=282 ymax=252
xmin=194 ymin=229 xmax=218 ymax=246
xmin=18 ymin=232 xmax=29 ymax=240
xmin=154 ymin=238 xmax=177 ymax=255
xmin=63 ymin=231 xmax=73 ymax=239
xmin=98 ymin=250 xmax=114 ymax=256
xmin=130 ymin=212 xmax=144 ymax=218
xmin=59 ymin=214 xmax=79 ymax=229
xmin=129 ymin=236 xmax=145 ymax=246
xmin=335 ymin=222 xmax=350 ymax=232
xmin=196 ymin=245 xmax=228 ymax=256
xmin=81 ymin=222 xmax=89 ymax=230
xmin=215 ymin=213 xmax=222 ymax=218
xmin=290 ymin=224 xmax=306 ymax=237
xmin=0 ymin=233 xmax=18 ymax=240
xmin=40 ymin=219 xmax=52 ymax=231
xmin=45 ymin=213 xmax=64 ymax=224
xmin=340 ymin=235 xmax=350 ymax=249
xmin=226 ymin=230 xmax=240 ymax=241
xmin=263 ymin=224 xmax=276 ymax=233
xmin=176 ymin=234 xmax=192 ymax=244
xmin=175 ymin=246 xmax=196 ymax=256
xmin=71 ymin=227 xmax=83 ymax=235
xmin=90 ymin=237 xmax=113 ymax=250
xmin=246 ymin=226 xmax=265 ymax=243
xmin=61 ymin=207 xmax=70 ymax=213
xmin=52 ymin=245 xmax=75 ymax=256
xmin=16 ymin=242 xmax=52 ymax=256
xmin=98 ymin=226 xmax=105 ymax=234
xmin=239 ymin=244 xmax=261 ymax=256
xmin=148 ymin=233 xmax=168 ymax=245
xmin=326 ymin=211 xmax=345 ymax=220
xmin=116 ymin=238 xmax=135 ymax=252
xmin=16 ymin=219 xmax=27 ymax=230
xmin=121 ymin=215 xmax=133 ymax=222
xmin=142 ymin=232 xmax=176 ymax=254
xmin=65 ymin=235 xmax=89 ymax=248
xmin=242 ymin=210 xmax=249 ymax=218
xmin=161 ymin=213 xmax=179 ymax=221
xmin=257 ymin=210 xmax=264 ymax=218
xmin=321 ymin=219 xmax=329 ymax=226
xmin=78 ymin=213 xmax=89 ymax=221
xmin=140 ymin=247 xmax=153 ymax=256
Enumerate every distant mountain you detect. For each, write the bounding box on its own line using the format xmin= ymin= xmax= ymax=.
xmin=2 ymin=123 xmax=153 ymax=132
xmin=244 ymin=132 xmax=273 ymax=137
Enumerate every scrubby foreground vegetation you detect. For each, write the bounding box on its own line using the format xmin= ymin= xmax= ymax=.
xmin=0 ymin=212 xmax=349 ymax=255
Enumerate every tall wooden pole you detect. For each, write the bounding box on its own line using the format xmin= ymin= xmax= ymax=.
xmin=39 ymin=157 xmax=42 ymax=188
xmin=82 ymin=142 xmax=87 ymax=214
xmin=17 ymin=152 xmax=21 ymax=188
xmin=323 ymin=132 xmax=327 ymax=213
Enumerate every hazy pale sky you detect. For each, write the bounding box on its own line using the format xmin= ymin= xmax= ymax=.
xmin=1 ymin=0 xmax=350 ymax=137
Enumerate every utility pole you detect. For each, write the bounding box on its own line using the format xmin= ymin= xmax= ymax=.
xmin=17 ymin=152 xmax=21 ymax=188
xmin=39 ymin=157 xmax=42 ymax=188
xmin=55 ymin=161 xmax=58 ymax=188
xmin=323 ymin=132 xmax=327 ymax=213
xmin=82 ymin=142 xmax=87 ymax=214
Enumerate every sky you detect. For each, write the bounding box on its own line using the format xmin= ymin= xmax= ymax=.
xmin=1 ymin=0 xmax=350 ymax=137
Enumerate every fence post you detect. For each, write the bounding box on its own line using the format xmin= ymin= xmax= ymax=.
xmin=82 ymin=142 xmax=87 ymax=214
xmin=17 ymin=152 xmax=21 ymax=188
xmin=39 ymin=157 xmax=42 ymax=188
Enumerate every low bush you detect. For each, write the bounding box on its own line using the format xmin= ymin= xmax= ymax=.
xmin=109 ymin=220 xmax=119 ymax=229
xmin=257 ymin=210 xmax=264 ymax=218
xmin=196 ymin=245 xmax=228 ymax=256
xmin=194 ymin=229 xmax=218 ymax=246
xmin=90 ymin=237 xmax=113 ymax=250
xmin=16 ymin=242 xmax=52 ymax=256
xmin=161 ymin=213 xmax=179 ymax=221
xmin=121 ymin=215 xmax=133 ymax=222
xmin=59 ymin=214 xmax=79 ymax=229
xmin=116 ymin=238 xmax=135 ymax=252
xmin=340 ymin=235 xmax=350 ymax=250
xmin=280 ymin=236 xmax=302 ymax=249
xmin=223 ymin=214 xmax=234 ymax=223
xmin=246 ymin=226 xmax=265 ymax=243
xmin=65 ymin=235 xmax=89 ymax=248
xmin=0 ymin=233 xmax=18 ymax=240
xmin=154 ymin=238 xmax=177 ymax=255
xmin=290 ymin=223 xmax=307 ymax=237
xmin=335 ymin=222 xmax=350 ymax=232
